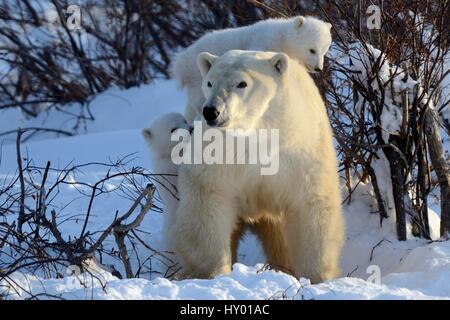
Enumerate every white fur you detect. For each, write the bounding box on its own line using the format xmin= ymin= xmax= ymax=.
xmin=172 ymin=16 xmax=332 ymax=123
xmin=142 ymin=113 xmax=191 ymax=252
xmin=172 ymin=50 xmax=344 ymax=283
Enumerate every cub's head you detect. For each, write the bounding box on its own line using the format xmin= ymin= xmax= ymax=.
xmin=289 ymin=16 xmax=332 ymax=73
xmin=142 ymin=112 xmax=192 ymax=159
xmin=197 ymin=50 xmax=289 ymax=130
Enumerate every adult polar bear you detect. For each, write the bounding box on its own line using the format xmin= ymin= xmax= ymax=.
xmin=172 ymin=16 xmax=332 ymax=123
xmin=172 ymin=50 xmax=344 ymax=283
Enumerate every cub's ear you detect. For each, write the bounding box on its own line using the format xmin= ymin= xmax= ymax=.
xmin=271 ymin=53 xmax=289 ymax=75
xmin=197 ymin=52 xmax=218 ymax=77
xmin=141 ymin=128 xmax=152 ymax=141
xmin=326 ymin=22 xmax=332 ymax=30
xmin=296 ymin=16 xmax=305 ymax=28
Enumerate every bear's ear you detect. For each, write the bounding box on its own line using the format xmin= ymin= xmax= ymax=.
xmin=326 ymin=22 xmax=332 ymax=30
xmin=296 ymin=16 xmax=305 ymax=28
xmin=141 ymin=128 xmax=152 ymax=141
xmin=197 ymin=52 xmax=217 ymax=77
xmin=271 ymin=53 xmax=289 ymax=75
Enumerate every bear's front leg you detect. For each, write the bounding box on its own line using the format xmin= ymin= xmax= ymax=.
xmin=172 ymin=175 xmax=237 ymax=279
xmin=285 ymin=196 xmax=344 ymax=284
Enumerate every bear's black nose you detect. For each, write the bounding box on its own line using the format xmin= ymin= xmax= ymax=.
xmin=315 ymin=67 xmax=322 ymax=72
xmin=203 ymin=106 xmax=220 ymax=122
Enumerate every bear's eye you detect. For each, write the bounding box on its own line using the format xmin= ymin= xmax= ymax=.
xmin=207 ymin=81 xmax=212 ymax=88
xmin=237 ymin=81 xmax=247 ymax=89
xmin=309 ymin=49 xmax=316 ymax=54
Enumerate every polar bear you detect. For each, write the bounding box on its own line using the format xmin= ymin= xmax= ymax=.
xmin=172 ymin=50 xmax=344 ymax=283
xmin=142 ymin=113 xmax=192 ymax=251
xmin=172 ymin=16 xmax=333 ymax=123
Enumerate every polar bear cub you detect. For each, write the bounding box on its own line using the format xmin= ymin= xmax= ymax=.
xmin=142 ymin=113 xmax=192 ymax=251
xmin=172 ymin=50 xmax=344 ymax=283
xmin=172 ymin=16 xmax=333 ymax=123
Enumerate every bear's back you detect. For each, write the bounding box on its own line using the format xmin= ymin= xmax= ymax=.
xmin=171 ymin=18 xmax=290 ymax=86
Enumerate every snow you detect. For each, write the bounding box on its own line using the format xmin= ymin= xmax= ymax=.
xmin=3 ymin=240 xmax=450 ymax=299
xmin=0 ymin=80 xmax=185 ymax=144
xmin=440 ymin=54 xmax=450 ymax=126
xmin=2 ymin=263 xmax=302 ymax=300
xmin=335 ymin=42 xmax=422 ymax=142
xmin=1 ymin=79 xmax=450 ymax=300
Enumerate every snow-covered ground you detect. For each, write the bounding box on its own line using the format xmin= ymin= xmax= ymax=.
xmin=1 ymin=80 xmax=449 ymax=300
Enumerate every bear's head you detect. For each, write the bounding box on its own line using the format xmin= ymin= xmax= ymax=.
xmin=288 ymin=16 xmax=332 ymax=73
xmin=197 ymin=50 xmax=289 ymax=130
xmin=142 ymin=112 xmax=192 ymax=159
